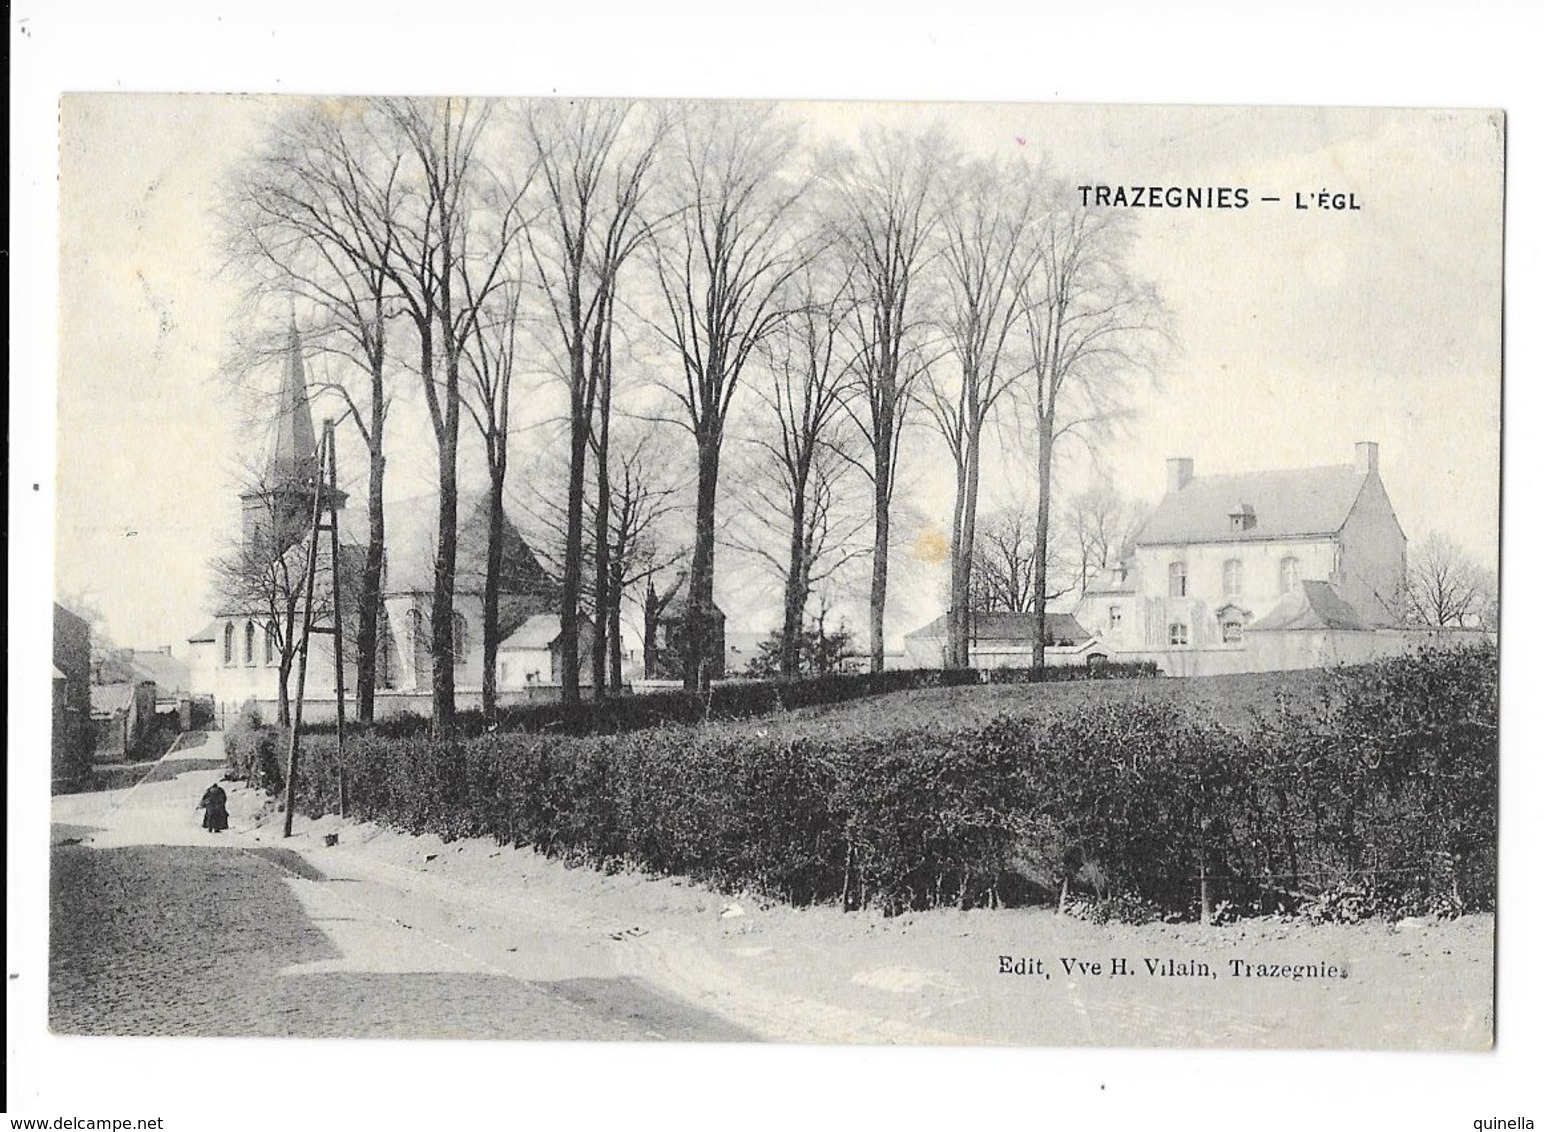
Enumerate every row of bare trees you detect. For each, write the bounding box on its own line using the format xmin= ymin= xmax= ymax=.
xmin=219 ymin=97 xmax=1169 ymax=733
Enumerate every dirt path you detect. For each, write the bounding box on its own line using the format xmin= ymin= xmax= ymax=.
xmin=50 ymin=733 xmax=1493 ymax=1048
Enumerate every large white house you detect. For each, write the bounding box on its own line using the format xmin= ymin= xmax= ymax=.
xmin=1073 ymin=442 xmax=1455 ymax=675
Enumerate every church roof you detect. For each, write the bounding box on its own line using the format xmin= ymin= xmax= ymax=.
xmin=1247 ymin=581 xmax=1369 ymax=632
xmin=338 ymin=492 xmax=559 ymax=599
xmin=652 ymin=571 xmax=727 ymax=621
xmin=1136 ymin=464 xmax=1370 ymax=546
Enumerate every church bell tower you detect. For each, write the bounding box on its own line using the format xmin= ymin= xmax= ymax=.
xmin=239 ymin=319 xmax=346 ymax=555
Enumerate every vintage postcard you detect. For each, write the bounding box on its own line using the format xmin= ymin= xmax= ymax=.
xmin=43 ymin=95 xmax=1500 ymax=1060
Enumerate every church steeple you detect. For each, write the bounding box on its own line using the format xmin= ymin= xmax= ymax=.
xmin=240 ymin=317 xmax=345 ymax=555
xmin=267 ymin=316 xmax=320 ymax=489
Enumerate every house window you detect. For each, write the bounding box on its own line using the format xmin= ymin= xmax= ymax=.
xmin=264 ymin=623 xmax=277 ymax=666
xmin=1168 ymin=621 xmax=1189 ymax=646
xmin=452 ymin=612 xmax=469 ymax=664
xmin=1279 ymin=556 xmax=1301 ymax=595
xmin=1223 ymin=559 xmax=1243 ymax=596
xmin=1108 ymin=605 xmax=1123 ymax=638
xmin=223 ymin=623 xmax=235 ymax=666
xmin=244 ymin=621 xmax=256 ymax=666
xmin=1168 ymin=561 xmax=1188 ymax=598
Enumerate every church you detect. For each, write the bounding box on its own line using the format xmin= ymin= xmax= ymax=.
xmin=187 ymin=324 xmax=591 ymax=721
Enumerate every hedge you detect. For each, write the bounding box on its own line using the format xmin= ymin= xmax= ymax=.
xmin=282 ymin=645 xmax=1495 ymax=921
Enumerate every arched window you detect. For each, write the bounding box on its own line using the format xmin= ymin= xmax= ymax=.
xmin=1168 ymin=561 xmax=1188 ymax=598
xmin=1279 ymin=556 xmax=1300 ymax=595
xmin=452 ymin=611 xmax=469 ymax=665
xmin=244 ymin=621 xmax=256 ymax=666
xmin=264 ymin=623 xmax=277 ymax=666
xmin=1168 ymin=621 xmax=1189 ymax=646
xmin=223 ymin=622 xmax=235 ymax=666
xmin=1223 ymin=559 xmax=1243 ymax=597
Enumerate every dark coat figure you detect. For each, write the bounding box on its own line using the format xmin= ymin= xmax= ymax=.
xmin=198 ymin=782 xmax=229 ymax=833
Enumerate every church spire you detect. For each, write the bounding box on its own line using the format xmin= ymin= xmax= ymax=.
xmin=267 ymin=317 xmax=320 ymax=488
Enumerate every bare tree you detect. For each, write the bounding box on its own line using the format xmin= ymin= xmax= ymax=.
xmin=222 ymin=101 xmax=409 ymax=724
xmin=742 ymin=269 xmax=861 ymax=677
xmin=969 ymin=503 xmax=1077 ymax=615
xmin=376 ymin=97 xmax=525 ymax=736
xmin=923 ymin=158 xmax=1044 ymax=667
xmin=210 ymin=479 xmax=354 ymax=728
xmin=462 ymin=268 xmax=525 ymax=715
xmin=603 ymin=424 xmax=688 ymax=689
xmin=822 ymin=125 xmax=953 ymax=673
xmin=1013 ymin=200 xmax=1168 ymax=668
xmin=523 ymin=100 xmax=666 ymax=705
xmin=1406 ymin=531 xmax=1487 ymax=628
xmin=651 ymin=103 xmax=811 ymax=691
xmin=1064 ymin=479 xmax=1150 ymax=595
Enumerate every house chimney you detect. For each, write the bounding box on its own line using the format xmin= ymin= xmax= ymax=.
xmin=1166 ymin=458 xmax=1194 ymax=493
xmin=1354 ymin=441 xmax=1379 ymax=475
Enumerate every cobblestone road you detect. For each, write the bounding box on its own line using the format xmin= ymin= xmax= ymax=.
xmin=49 ymin=745 xmax=754 ymax=1042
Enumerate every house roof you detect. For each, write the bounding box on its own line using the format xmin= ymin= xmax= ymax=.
xmin=96 ymin=649 xmax=190 ymax=693
xmin=1136 ymin=464 xmax=1370 ymax=546
xmin=908 ymin=611 xmax=1092 ymax=646
xmin=91 ymin=682 xmax=146 ymax=715
xmin=188 ymin=620 xmax=219 ymax=644
xmin=1247 ymin=581 xmax=1368 ymax=632
xmin=498 ymin=613 xmax=563 ymax=650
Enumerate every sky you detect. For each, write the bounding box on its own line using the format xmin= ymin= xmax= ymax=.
xmin=49 ymin=96 xmax=1502 ymax=652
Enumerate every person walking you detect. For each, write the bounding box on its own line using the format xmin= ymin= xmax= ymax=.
xmin=198 ymin=781 xmax=229 ymax=833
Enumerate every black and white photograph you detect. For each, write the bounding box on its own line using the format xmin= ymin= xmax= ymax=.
xmin=9 ymin=6 xmax=1539 ymax=1132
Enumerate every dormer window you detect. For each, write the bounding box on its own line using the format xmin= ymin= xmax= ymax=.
xmin=1229 ymin=502 xmax=1257 ymax=532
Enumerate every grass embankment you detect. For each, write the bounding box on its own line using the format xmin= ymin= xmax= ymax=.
xmin=713 ymin=668 xmax=1332 ymax=742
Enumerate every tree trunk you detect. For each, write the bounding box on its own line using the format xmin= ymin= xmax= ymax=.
xmin=869 ymin=447 xmax=891 ymax=675
xmin=275 ymin=652 xmax=293 ymax=730
xmin=592 ymin=391 xmax=612 ymax=702
xmin=954 ymin=424 xmax=982 ymax=669
xmin=607 ymin=557 xmax=625 ymax=692
xmin=354 ymin=406 xmax=386 ymax=725
xmin=560 ymin=340 xmax=587 ymax=706
xmin=1031 ymin=415 xmax=1054 ymax=671
xmin=684 ymin=430 xmax=721 ymax=693
xmin=430 ymin=426 xmax=459 ymax=736
xmin=430 ymin=295 xmax=461 ymax=737
xmin=482 ymin=469 xmax=507 ymax=719
xmin=781 ymin=468 xmax=809 ymax=679
xmin=947 ymin=453 xmax=969 ymax=669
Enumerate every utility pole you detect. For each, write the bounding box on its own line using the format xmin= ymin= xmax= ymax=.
xmin=282 ymin=420 xmax=350 ymax=837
